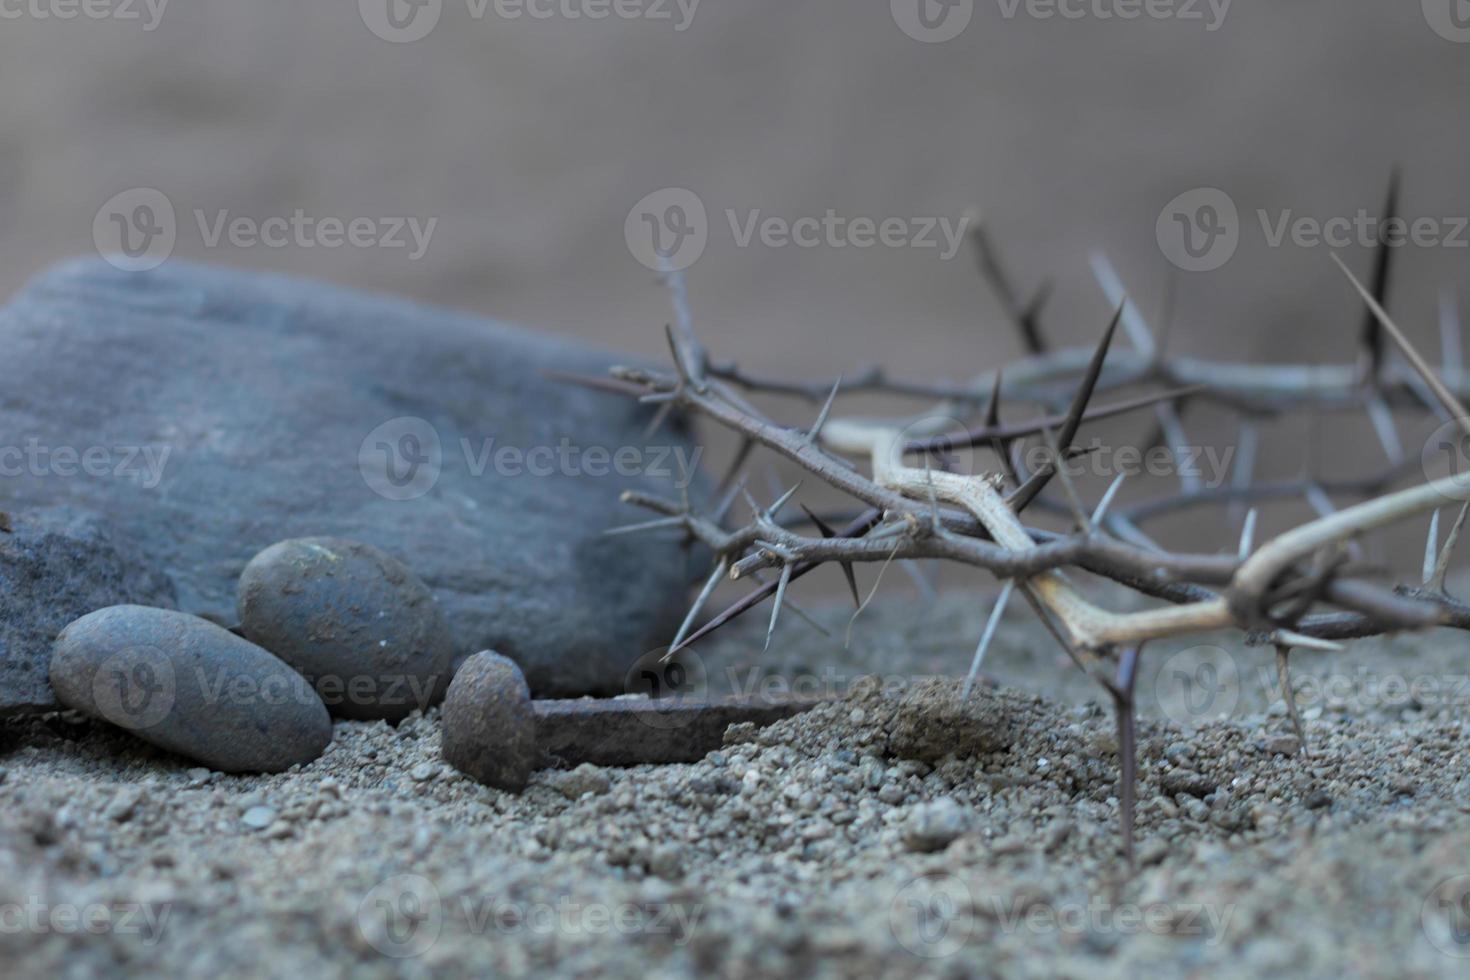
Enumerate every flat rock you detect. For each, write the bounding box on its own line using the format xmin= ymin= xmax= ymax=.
xmin=0 ymin=506 xmax=177 ymax=716
xmin=49 ymin=605 xmax=332 ymax=773
xmin=0 ymin=259 xmax=706 ymax=696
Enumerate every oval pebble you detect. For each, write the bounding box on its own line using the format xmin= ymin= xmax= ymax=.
xmin=236 ymin=537 xmax=457 ymax=722
xmin=441 ymin=650 xmax=542 ymax=791
xmin=49 ymin=605 xmax=332 ymax=774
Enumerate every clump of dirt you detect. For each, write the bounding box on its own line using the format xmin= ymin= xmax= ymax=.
xmin=3 ymin=594 xmax=1470 ymax=977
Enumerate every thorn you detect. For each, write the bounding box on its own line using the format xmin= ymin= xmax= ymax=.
xmin=766 ymin=482 xmax=803 ymax=521
xmin=1060 ymin=304 xmax=1124 ymax=452
xmin=985 ymin=369 xmax=1004 ymax=429
xmin=663 ymin=323 xmax=692 ymax=386
xmin=1270 ymin=630 xmax=1343 ymax=653
xmin=1091 ymin=473 xmax=1127 ymax=527
xmin=1335 ymin=251 xmax=1470 ymax=431
xmin=922 ymin=456 xmax=943 ymax=528
xmin=603 ymin=516 xmax=685 ymax=537
xmin=1110 ymin=514 xmax=1166 ymax=554
xmin=1432 ymin=500 xmax=1470 ymax=593
xmin=1106 ymin=645 xmax=1142 ymax=867
xmin=1089 ymin=252 xmax=1157 ymax=361
xmin=1275 ymin=644 xmax=1309 ymax=752
xmin=763 ymin=563 xmax=793 ymax=652
xmin=712 ymin=477 xmax=748 ymax=525
xmin=1356 ymin=168 xmax=1400 ymax=384
xmin=846 ymin=541 xmax=901 ymax=650
xmin=972 ymin=222 xmax=1049 ymax=354
xmin=643 ymin=399 xmax=675 ymax=440
xmin=1441 ymin=288 xmax=1464 ymax=387
xmin=1238 ymin=508 xmax=1258 ymax=559
xmin=670 ymin=509 xmax=882 ymax=655
xmin=963 ymin=581 xmax=1015 ymax=699
xmin=750 ymin=565 xmax=831 ymax=640
xmin=1020 ymin=280 xmax=1053 ymax=351
xmin=540 ymin=369 xmax=647 ymax=398
xmin=800 ymin=503 xmax=862 ymax=608
xmin=670 ymin=557 xmax=729 ymax=653
xmin=1007 ymin=305 xmax=1121 ymax=512
xmin=1229 ymin=420 xmax=1258 ymax=526
xmin=1364 ymin=392 xmax=1404 ymax=465
xmin=806 ymin=376 xmax=843 ymax=445
xmin=900 ymin=560 xmax=938 ymax=601
xmin=1040 ymin=423 xmax=1091 ymax=532
xmin=1424 ymin=509 xmax=1442 ymax=585
xmin=717 ymin=437 xmax=755 ymax=496
xmin=1154 ymin=265 xmax=1178 ymax=365
xmin=1155 ymin=401 xmax=1201 ymax=494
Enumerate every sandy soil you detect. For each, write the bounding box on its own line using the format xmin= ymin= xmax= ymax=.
xmin=5 ymin=592 xmax=1470 ymax=978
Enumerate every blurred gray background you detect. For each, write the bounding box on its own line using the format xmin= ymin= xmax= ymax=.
xmin=2 ymin=0 xmax=1467 ymax=557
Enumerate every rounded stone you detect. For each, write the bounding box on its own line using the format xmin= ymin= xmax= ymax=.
xmin=49 ymin=605 xmax=332 ymax=774
xmin=236 ymin=537 xmax=457 ymax=722
xmin=441 ymin=651 xmax=541 ymax=791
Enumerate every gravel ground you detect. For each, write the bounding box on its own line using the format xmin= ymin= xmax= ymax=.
xmin=5 ymin=592 xmax=1470 ymax=978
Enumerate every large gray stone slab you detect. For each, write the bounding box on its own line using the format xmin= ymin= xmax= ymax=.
xmin=0 ymin=507 xmax=178 ymax=715
xmin=0 ymin=259 xmax=703 ymax=697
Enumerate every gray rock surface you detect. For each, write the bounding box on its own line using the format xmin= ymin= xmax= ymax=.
xmin=237 ymin=537 xmax=456 ymax=722
xmin=49 ymin=605 xmax=332 ymax=773
xmin=0 ymin=259 xmax=705 ymax=697
xmin=0 ymin=507 xmax=177 ymax=716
